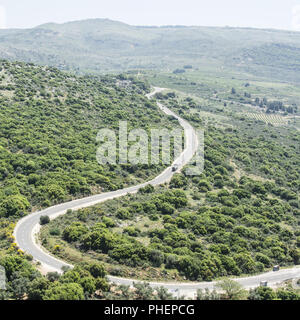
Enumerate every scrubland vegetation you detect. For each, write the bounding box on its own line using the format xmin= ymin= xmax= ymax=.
xmin=40 ymin=89 xmax=299 ymax=285
xmin=0 ymin=55 xmax=299 ymax=300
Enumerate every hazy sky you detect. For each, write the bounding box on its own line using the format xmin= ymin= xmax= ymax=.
xmin=0 ymin=0 xmax=300 ymax=31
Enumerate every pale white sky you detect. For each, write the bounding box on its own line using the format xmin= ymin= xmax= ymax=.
xmin=0 ymin=0 xmax=300 ymax=31
xmin=0 ymin=5 xmax=6 ymax=29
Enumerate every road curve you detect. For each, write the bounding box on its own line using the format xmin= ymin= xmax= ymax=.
xmin=13 ymin=88 xmax=300 ymax=297
xmin=13 ymin=87 xmax=198 ymax=272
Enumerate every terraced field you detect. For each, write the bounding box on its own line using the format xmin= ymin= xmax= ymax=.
xmin=240 ymin=112 xmax=292 ymax=126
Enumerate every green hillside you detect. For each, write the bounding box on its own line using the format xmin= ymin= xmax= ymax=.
xmin=41 ymin=88 xmax=300 ymax=283
xmin=0 ymin=19 xmax=299 ymax=301
xmin=0 ymin=60 xmax=176 ymax=218
xmin=1 ymin=19 xmax=300 ymax=82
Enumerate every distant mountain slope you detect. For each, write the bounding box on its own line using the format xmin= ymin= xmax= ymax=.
xmin=0 ymin=19 xmax=300 ymax=82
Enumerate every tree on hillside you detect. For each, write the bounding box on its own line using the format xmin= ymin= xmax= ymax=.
xmin=0 ymin=195 xmax=30 ymax=217
xmin=215 ymin=279 xmax=247 ymax=300
xmin=43 ymin=283 xmax=85 ymax=300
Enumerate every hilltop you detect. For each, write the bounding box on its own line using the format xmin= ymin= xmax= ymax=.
xmin=0 ymin=19 xmax=300 ymax=82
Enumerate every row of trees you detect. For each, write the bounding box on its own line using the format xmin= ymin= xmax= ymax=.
xmin=230 ymin=87 xmax=298 ymax=114
xmin=1 ymin=253 xmax=298 ymax=300
xmin=197 ymin=279 xmax=300 ymax=300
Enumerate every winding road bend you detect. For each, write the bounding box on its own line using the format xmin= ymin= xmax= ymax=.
xmin=14 ymin=88 xmax=300 ymax=298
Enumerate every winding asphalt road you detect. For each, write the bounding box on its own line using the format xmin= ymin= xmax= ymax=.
xmin=13 ymin=88 xmax=300 ymax=298
xmin=13 ymin=87 xmax=198 ymax=271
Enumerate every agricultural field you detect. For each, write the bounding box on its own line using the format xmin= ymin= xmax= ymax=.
xmin=239 ymin=113 xmax=291 ymax=126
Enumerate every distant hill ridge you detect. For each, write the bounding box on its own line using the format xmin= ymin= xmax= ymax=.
xmin=0 ymin=18 xmax=300 ymax=82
